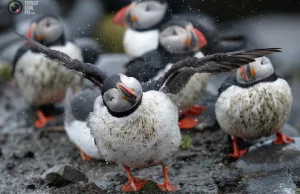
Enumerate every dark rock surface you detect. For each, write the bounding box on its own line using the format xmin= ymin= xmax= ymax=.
xmin=50 ymin=181 xmax=107 ymax=194
xmin=237 ymin=138 xmax=300 ymax=173
xmin=244 ymin=170 xmax=297 ymax=194
xmin=1 ymin=81 xmax=300 ymax=193
xmin=42 ymin=164 xmax=88 ymax=187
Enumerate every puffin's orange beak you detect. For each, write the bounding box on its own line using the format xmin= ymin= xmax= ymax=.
xmin=240 ymin=65 xmax=248 ymax=81
xmin=26 ymin=23 xmax=36 ymax=39
xmin=192 ymin=28 xmax=207 ymax=49
xmin=113 ymin=4 xmax=132 ymax=26
xmin=25 ymin=23 xmax=37 ymax=46
xmin=117 ymin=83 xmax=137 ymax=101
xmin=240 ymin=64 xmax=255 ymax=81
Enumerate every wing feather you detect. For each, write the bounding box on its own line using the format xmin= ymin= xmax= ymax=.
xmin=13 ymin=30 xmax=108 ymax=87
xmin=160 ymin=48 xmax=281 ymax=94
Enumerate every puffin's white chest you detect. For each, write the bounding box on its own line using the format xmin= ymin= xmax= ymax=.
xmin=168 ymin=73 xmax=211 ymax=112
xmin=215 ymin=79 xmax=292 ymax=140
xmin=15 ymin=42 xmax=83 ymax=106
xmin=65 ymin=120 xmax=102 ymax=159
xmin=123 ymin=29 xmax=159 ymax=58
xmin=88 ymin=91 xmax=181 ymax=168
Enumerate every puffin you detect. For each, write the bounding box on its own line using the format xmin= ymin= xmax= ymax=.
xmin=124 ymin=18 xmax=246 ymax=129
xmin=215 ymin=56 xmax=294 ymax=159
xmin=113 ymin=0 xmax=170 ymax=58
xmin=15 ymin=32 xmax=279 ymax=192
xmin=12 ymin=15 xmax=83 ymax=128
xmin=64 ymin=86 xmax=103 ymax=161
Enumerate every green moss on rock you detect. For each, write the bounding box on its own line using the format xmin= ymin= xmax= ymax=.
xmin=179 ymin=135 xmax=193 ymax=150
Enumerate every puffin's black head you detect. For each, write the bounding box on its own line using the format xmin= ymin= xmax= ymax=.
xmin=25 ymin=15 xmax=64 ymax=46
xmin=113 ymin=0 xmax=168 ymax=30
xmin=159 ymin=18 xmax=207 ymax=54
xmin=237 ymin=57 xmax=275 ymax=84
xmin=101 ymin=74 xmax=143 ymax=117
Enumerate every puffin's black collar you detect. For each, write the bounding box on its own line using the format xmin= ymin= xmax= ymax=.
xmin=103 ymin=94 xmax=143 ymax=118
xmin=30 ymin=35 xmax=66 ymax=53
xmin=218 ymin=73 xmax=278 ymax=96
xmin=236 ymin=73 xmax=278 ymax=88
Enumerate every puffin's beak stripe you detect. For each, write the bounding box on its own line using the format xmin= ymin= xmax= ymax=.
xmin=185 ymin=38 xmax=191 ymax=46
xmin=26 ymin=23 xmax=36 ymax=39
xmin=250 ymin=68 xmax=256 ymax=77
xmin=131 ymin=14 xmax=138 ymax=23
xmin=25 ymin=23 xmax=37 ymax=46
xmin=117 ymin=83 xmax=137 ymax=100
xmin=36 ymin=33 xmax=44 ymax=41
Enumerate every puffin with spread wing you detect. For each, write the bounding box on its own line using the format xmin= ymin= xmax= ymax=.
xmin=15 ymin=31 xmax=280 ymax=192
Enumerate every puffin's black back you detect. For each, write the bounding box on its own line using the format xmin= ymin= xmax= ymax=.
xmin=124 ymin=45 xmax=195 ymax=83
xmin=70 ymin=88 xmax=101 ymax=121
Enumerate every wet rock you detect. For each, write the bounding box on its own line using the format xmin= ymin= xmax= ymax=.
xmin=244 ymin=170 xmax=297 ymax=194
xmin=213 ymin=168 xmax=243 ymax=192
xmin=26 ymin=184 xmax=36 ymax=190
xmin=236 ymin=138 xmax=300 ymax=173
xmin=176 ymin=151 xmax=198 ymax=161
xmin=51 ymin=181 xmax=106 ymax=194
xmin=249 ymin=123 xmax=300 ymax=145
xmin=177 ymin=178 xmax=219 ymax=194
xmin=23 ymin=151 xmax=34 ymax=159
xmin=42 ymin=164 xmax=88 ymax=187
xmin=6 ymin=162 xmax=14 ymax=170
xmin=95 ymin=172 xmax=127 ymax=193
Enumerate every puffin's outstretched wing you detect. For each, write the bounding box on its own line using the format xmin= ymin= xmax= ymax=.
xmin=13 ymin=31 xmax=108 ymax=87
xmin=159 ymin=48 xmax=281 ymax=94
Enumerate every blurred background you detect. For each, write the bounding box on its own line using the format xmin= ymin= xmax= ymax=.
xmin=0 ymin=0 xmax=300 ymax=128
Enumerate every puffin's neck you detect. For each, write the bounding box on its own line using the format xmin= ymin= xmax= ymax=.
xmin=30 ymin=34 xmax=66 ymax=53
xmin=103 ymin=95 xmax=143 ymax=118
xmin=236 ymin=73 xmax=278 ymax=88
xmin=157 ymin=44 xmax=196 ymax=63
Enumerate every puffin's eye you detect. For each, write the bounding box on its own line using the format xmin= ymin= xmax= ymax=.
xmin=172 ymin=30 xmax=177 ymax=36
xmin=145 ymin=5 xmax=150 ymax=11
xmin=46 ymin=20 xmax=51 ymax=27
xmin=108 ymin=96 xmax=114 ymax=101
xmin=131 ymin=88 xmax=135 ymax=91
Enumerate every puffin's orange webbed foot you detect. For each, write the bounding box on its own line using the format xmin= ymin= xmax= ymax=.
xmin=34 ymin=110 xmax=55 ymax=129
xmin=80 ymin=151 xmax=94 ymax=161
xmin=157 ymin=165 xmax=179 ymax=192
xmin=273 ymin=132 xmax=295 ymax=144
xmin=227 ymin=136 xmax=248 ymax=159
xmin=122 ymin=177 xmax=148 ymax=192
xmin=186 ymin=105 xmax=206 ymax=116
xmin=122 ymin=165 xmax=147 ymax=192
xmin=178 ymin=117 xmax=198 ymax=129
xmin=227 ymin=149 xmax=248 ymax=159
xmin=157 ymin=182 xmax=178 ymax=192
